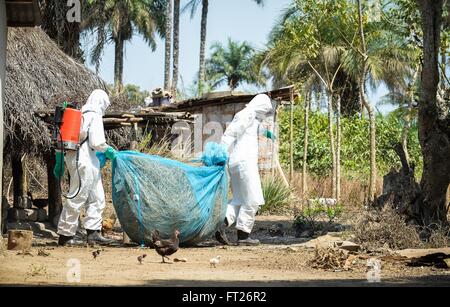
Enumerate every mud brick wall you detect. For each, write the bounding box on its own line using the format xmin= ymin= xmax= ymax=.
xmin=196 ymin=102 xmax=278 ymax=171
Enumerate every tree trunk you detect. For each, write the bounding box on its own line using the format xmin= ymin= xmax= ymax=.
xmin=114 ymin=35 xmax=124 ymax=93
xmin=228 ymin=78 xmax=238 ymax=91
xmin=416 ymin=0 xmax=449 ymax=225
xmin=315 ymin=91 xmax=321 ymax=112
xmin=46 ymin=151 xmax=62 ymax=227
xmin=402 ymin=67 xmax=419 ymax=166
xmin=440 ymin=45 xmax=447 ymax=90
xmin=302 ymin=93 xmax=310 ymax=201
xmin=172 ymin=0 xmax=180 ymax=99
xmin=327 ymin=93 xmax=337 ymax=199
xmin=336 ymin=94 xmax=342 ymax=203
xmin=357 ymin=0 xmax=376 ymax=203
xmin=359 ymin=70 xmax=377 ymax=203
xmin=198 ymin=0 xmax=209 ymax=96
xmin=164 ymin=0 xmax=173 ymax=92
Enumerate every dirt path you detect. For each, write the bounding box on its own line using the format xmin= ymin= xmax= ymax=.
xmin=1 ymin=216 xmax=449 ymax=286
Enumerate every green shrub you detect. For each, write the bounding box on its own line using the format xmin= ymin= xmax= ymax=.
xmin=294 ymin=200 xmax=344 ymax=233
xmin=260 ymin=176 xmax=293 ymax=214
xmin=278 ymin=107 xmax=423 ymax=178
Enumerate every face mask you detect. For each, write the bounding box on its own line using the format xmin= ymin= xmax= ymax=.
xmin=255 ymin=110 xmax=268 ymax=121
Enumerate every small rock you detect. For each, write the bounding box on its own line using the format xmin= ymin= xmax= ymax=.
xmin=269 ymin=223 xmax=284 ymax=237
xmin=37 ymin=248 xmax=50 ymax=257
xmin=8 ymin=208 xmax=38 ymax=222
xmin=37 ymin=209 xmax=48 ymax=222
xmin=7 ymin=222 xmax=58 ymax=239
xmin=335 ymin=241 xmax=360 ymax=252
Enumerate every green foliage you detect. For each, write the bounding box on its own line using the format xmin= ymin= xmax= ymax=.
xmin=293 ymin=199 xmax=344 ymax=232
xmin=124 ymin=84 xmax=149 ymax=105
xmin=260 ymin=176 xmax=293 ymax=214
xmin=278 ymin=106 xmax=422 ymax=178
xmin=258 ymin=0 xmax=416 ymax=101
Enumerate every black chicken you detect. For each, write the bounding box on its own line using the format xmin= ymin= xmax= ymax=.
xmin=151 ymin=229 xmax=180 ymax=263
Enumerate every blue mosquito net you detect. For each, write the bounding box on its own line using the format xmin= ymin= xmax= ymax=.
xmin=108 ymin=142 xmax=229 ymax=246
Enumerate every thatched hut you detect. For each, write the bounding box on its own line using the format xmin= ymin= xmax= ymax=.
xmin=4 ymin=27 xmax=107 ymax=155
xmin=4 ymin=27 xmax=112 ymax=224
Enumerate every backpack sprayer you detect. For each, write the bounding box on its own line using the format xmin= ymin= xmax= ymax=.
xmin=52 ymin=102 xmax=84 ymax=199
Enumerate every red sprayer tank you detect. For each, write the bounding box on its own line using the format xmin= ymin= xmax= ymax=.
xmin=58 ymin=107 xmax=82 ymax=150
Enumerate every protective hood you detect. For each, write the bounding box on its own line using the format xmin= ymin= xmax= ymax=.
xmin=245 ymin=94 xmax=273 ymax=119
xmin=82 ymin=89 xmax=111 ymax=116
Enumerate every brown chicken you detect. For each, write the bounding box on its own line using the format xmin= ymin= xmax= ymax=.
xmin=151 ymin=229 xmax=180 ymax=263
xmin=101 ymin=218 xmax=115 ymax=236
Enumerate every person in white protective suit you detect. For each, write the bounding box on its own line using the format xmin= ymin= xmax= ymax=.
xmin=55 ymin=89 xmax=117 ymax=246
xmin=215 ymin=94 xmax=275 ymax=246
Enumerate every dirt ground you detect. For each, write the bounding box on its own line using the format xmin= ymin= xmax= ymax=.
xmin=1 ymin=216 xmax=449 ymax=287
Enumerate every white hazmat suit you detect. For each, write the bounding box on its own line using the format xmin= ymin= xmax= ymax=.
xmin=221 ymin=94 xmax=273 ymax=234
xmin=57 ymin=89 xmax=111 ymax=237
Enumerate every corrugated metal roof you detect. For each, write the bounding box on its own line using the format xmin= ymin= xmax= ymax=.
xmin=6 ymin=0 xmax=42 ymax=27
xmin=162 ymin=86 xmax=297 ymax=112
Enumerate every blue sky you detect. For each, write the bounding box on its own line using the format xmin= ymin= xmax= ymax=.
xmin=81 ymin=0 xmax=391 ymax=111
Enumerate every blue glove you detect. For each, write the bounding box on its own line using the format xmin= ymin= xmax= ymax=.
xmin=53 ymin=151 xmax=65 ymax=179
xmin=105 ymin=146 xmax=117 ymax=161
xmin=96 ymin=152 xmax=107 ymax=168
xmin=263 ymin=129 xmax=276 ymax=140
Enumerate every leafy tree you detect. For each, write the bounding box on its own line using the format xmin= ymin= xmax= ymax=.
xmin=124 ymin=84 xmax=150 ymax=105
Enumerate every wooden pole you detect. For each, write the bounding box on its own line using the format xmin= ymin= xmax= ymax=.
xmin=21 ymin=154 xmax=28 ymax=198
xmin=336 ymin=95 xmax=341 ymax=203
xmin=271 ymin=100 xmax=280 ymax=177
xmin=11 ymin=154 xmax=24 ymax=208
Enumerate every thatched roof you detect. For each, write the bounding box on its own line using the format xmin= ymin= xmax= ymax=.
xmin=4 ymin=27 xmax=108 ymax=155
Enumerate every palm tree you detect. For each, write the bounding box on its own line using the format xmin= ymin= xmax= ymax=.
xmin=40 ymin=0 xmax=83 ymax=60
xmin=164 ymin=0 xmax=173 ymax=91
xmin=205 ymin=39 xmax=264 ymax=91
xmin=183 ymin=0 xmax=265 ymax=95
xmin=86 ymin=0 xmax=163 ymax=93
xmin=172 ymin=0 xmax=180 ymax=98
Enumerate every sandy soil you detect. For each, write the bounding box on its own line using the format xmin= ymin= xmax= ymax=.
xmin=1 ymin=216 xmax=449 ymax=287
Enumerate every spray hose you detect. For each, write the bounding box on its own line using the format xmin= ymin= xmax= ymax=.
xmin=55 ymin=126 xmax=83 ymax=200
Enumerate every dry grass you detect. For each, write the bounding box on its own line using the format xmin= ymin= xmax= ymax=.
xmin=308 ymin=247 xmax=350 ymax=271
xmin=288 ymin=171 xmax=384 ymax=208
xmin=353 ymin=205 xmax=424 ymax=250
xmin=420 ymin=224 xmax=450 ymax=248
